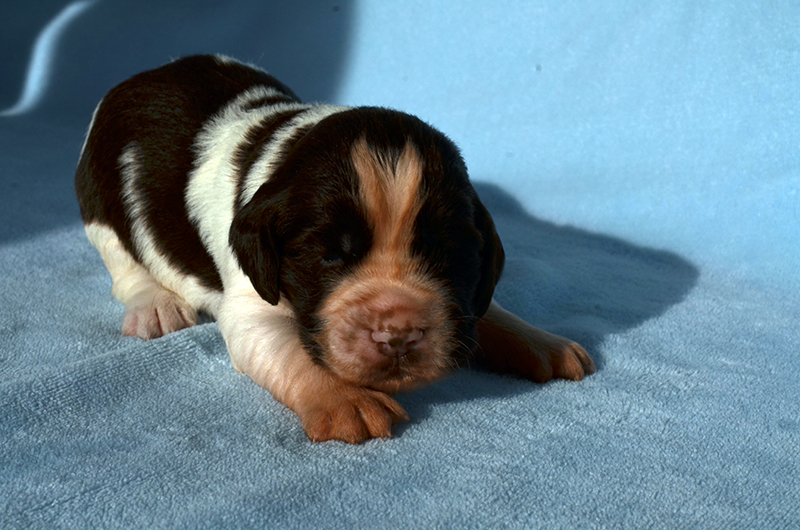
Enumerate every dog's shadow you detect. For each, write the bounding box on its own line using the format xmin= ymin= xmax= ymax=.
xmin=395 ymin=182 xmax=699 ymax=429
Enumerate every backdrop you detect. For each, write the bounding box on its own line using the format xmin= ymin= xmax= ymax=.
xmin=2 ymin=1 xmax=798 ymax=528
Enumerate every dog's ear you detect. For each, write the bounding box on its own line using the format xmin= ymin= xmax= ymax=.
xmin=472 ymin=198 xmax=505 ymax=318
xmin=229 ymin=185 xmax=286 ymax=305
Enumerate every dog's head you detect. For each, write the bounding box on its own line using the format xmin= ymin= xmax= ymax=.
xmin=230 ymin=108 xmax=504 ymax=393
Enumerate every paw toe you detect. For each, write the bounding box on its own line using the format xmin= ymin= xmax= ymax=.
xmin=300 ymin=390 xmax=408 ymax=444
xmin=121 ymin=290 xmax=196 ymax=340
xmin=554 ymin=342 xmax=596 ymax=381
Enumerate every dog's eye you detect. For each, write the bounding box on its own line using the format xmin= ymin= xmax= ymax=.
xmin=317 ymin=228 xmax=371 ymax=268
xmin=322 ymin=253 xmax=344 ymax=264
xmin=321 ymin=233 xmax=355 ymax=265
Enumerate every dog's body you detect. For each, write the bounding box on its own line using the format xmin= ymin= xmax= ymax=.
xmin=76 ymin=55 xmax=594 ymax=443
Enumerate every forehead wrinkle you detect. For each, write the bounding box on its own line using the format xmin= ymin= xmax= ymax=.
xmin=351 ymin=137 xmax=424 ymax=257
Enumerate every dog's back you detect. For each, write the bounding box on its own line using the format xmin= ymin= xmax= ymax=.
xmin=75 ymin=55 xmax=300 ymax=297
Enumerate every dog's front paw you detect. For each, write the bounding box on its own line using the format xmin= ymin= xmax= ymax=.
xmin=476 ymin=301 xmax=596 ymax=383
xmin=296 ymin=386 xmax=409 ymax=444
xmin=529 ymin=336 xmax=595 ymax=383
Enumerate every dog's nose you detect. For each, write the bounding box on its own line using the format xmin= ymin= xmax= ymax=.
xmin=371 ymin=328 xmax=424 ymax=357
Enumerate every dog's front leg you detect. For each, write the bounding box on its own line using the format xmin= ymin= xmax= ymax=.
xmin=218 ymin=289 xmax=408 ymax=444
xmin=476 ymin=300 xmax=596 ymax=382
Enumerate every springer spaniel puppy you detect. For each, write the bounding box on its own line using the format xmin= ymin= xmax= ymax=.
xmin=75 ymin=55 xmax=594 ymax=443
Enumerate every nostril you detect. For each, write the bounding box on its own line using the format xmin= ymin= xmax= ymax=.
xmin=371 ymin=328 xmax=424 ymax=344
xmin=406 ymin=328 xmax=424 ymax=343
xmin=371 ymin=328 xmax=425 ymax=357
xmin=387 ymin=337 xmax=405 ymax=349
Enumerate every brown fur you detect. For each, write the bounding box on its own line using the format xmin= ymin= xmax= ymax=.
xmin=352 ymin=138 xmax=424 ymax=255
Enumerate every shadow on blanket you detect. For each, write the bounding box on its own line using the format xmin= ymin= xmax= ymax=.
xmin=397 ymin=183 xmax=698 ymax=427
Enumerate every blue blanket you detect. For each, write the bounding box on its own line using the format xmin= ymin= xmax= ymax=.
xmin=2 ymin=2 xmax=798 ymax=528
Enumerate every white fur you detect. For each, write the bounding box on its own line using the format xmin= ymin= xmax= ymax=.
xmin=216 ymin=281 xmax=301 ymax=392
xmin=85 ymin=222 xmax=152 ymax=303
xmin=186 ymin=86 xmax=309 ymax=284
xmin=84 ymin=222 xmax=199 ymax=338
xmin=185 ymin=94 xmax=349 ymax=284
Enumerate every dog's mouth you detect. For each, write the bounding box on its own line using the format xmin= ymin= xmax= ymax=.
xmin=317 ymin=321 xmax=457 ymax=394
xmin=360 ymin=350 xmax=453 ymax=394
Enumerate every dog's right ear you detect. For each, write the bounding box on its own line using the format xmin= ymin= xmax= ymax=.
xmin=229 ymin=184 xmax=286 ymax=305
xmin=471 ymin=197 xmax=505 ymax=319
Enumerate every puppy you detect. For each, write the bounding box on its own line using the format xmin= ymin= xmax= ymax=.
xmin=75 ymin=55 xmax=594 ymax=443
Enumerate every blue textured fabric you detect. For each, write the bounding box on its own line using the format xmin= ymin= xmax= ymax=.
xmin=1 ymin=2 xmax=798 ymax=528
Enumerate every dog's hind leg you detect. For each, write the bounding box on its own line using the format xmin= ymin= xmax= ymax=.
xmin=85 ymin=222 xmax=197 ymax=340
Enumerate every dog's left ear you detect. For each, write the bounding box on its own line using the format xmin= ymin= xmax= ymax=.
xmin=472 ymin=198 xmax=505 ymax=318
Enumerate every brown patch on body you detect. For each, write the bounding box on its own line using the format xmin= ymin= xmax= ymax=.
xmin=316 ymin=139 xmax=458 ymax=393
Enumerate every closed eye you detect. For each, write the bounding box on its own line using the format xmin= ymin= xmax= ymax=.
xmin=322 ymin=253 xmax=344 ymax=264
xmin=319 ymin=230 xmax=368 ymax=266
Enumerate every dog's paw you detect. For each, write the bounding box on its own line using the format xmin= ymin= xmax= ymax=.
xmin=476 ymin=301 xmax=596 ymax=383
xmin=528 ymin=336 xmax=596 ymax=383
xmin=121 ymin=288 xmax=197 ymax=340
xmin=297 ymin=386 xmax=409 ymax=444
xmin=481 ymin=331 xmax=595 ymax=383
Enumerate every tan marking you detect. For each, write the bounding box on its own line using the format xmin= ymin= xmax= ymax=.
xmin=351 ymin=138 xmax=425 ymax=262
xmin=287 ymin=362 xmax=409 ymax=443
xmin=317 ymin=274 xmax=458 ymax=392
